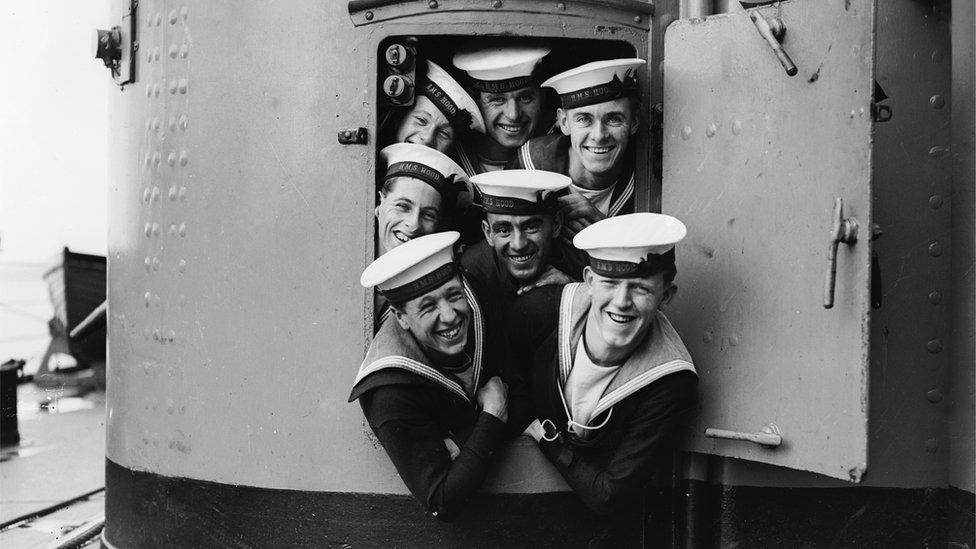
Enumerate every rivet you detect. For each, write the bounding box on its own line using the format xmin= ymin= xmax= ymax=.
xmin=929 ymin=95 xmax=945 ymax=109
xmin=928 ymin=291 xmax=942 ymax=304
xmin=145 ymin=119 xmax=152 ymax=132
xmin=178 ymin=259 xmax=187 ymax=273
xmin=144 ymin=291 xmax=152 ymax=306
xmin=145 ymin=84 xmax=152 ymax=97
xmin=147 ymin=15 xmax=154 ymax=27
xmin=144 ymin=256 xmax=152 ymax=270
xmin=931 ymin=49 xmax=944 ymax=63
xmin=169 ymin=79 xmax=178 ymax=94
xmin=557 ymin=2 xmax=566 ymax=9
xmin=166 ymin=399 xmax=176 ymax=414
xmin=179 ymin=43 xmax=189 ymax=59
xmin=928 ymin=242 xmax=943 ymax=257
xmin=151 ymin=186 xmax=161 ymax=202
xmin=364 ymin=10 xmax=374 ymax=20
xmin=681 ymin=126 xmax=692 ymax=140
xmin=168 ymin=117 xmax=177 ymax=132
xmin=143 ymin=187 xmax=151 ymax=202
xmin=732 ymin=120 xmax=742 ymax=135
xmin=178 ymin=223 xmax=187 ymax=236
xmin=342 ymin=130 xmax=351 ymax=139
xmin=153 ymin=84 xmax=160 ymax=97
xmin=178 ymin=79 xmax=188 ymax=94
xmin=152 ymin=117 xmax=161 ymax=131
xmin=493 ymin=0 xmax=502 ymax=8
xmin=168 ymin=330 xmax=177 ymax=343
xmin=179 ymin=115 xmax=188 ymax=131
xmin=729 ymin=333 xmax=740 ymax=346
xmin=152 ymin=222 xmax=161 ymax=236
xmin=428 ymin=0 xmax=438 ymax=8
xmin=925 ymin=438 xmax=938 ymax=453
xmin=154 ymin=12 xmax=162 ymax=26
xmin=179 ymin=150 xmax=189 ymax=166
xmin=166 ymin=152 xmax=176 ymax=167
xmin=152 ymin=257 xmax=160 ymax=271
xmin=928 ymin=195 xmax=943 ymax=209
xmin=634 ymin=15 xmax=642 ymax=23
xmin=168 ymin=186 xmax=178 ymax=200
xmin=706 ymin=123 xmax=718 ymax=138
xmin=926 ymin=339 xmax=943 ymax=354
xmin=169 ymin=44 xmax=178 ymax=58
xmin=926 ymin=389 xmax=943 ymax=403
xmin=928 ymin=145 xmax=949 ymax=159
xmin=154 ymin=48 xmax=160 ymax=62
xmin=144 ymin=223 xmax=152 ymax=237
xmin=169 ymin=10 xmax=178 ymax=24
xmin=703 ymin=331 xmax=713 ymax=343
xmin=180 ymin=6 xmax=189 ymax=21
xmin=169 ymin=223 xmax=177 ymax=236
xmin=178 ymin=187 xmax=188 ymax=202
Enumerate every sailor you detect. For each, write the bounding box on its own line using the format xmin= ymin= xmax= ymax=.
xmin=452 ymin=44 xmax=551 ymax=175
xmin=510 ymin=213 xmax=698 ymax=517
xmin=460 ymin=169 xmax=577 ymax=300
xmin=375 ymin=143 xmax=469 ymax=256
xmin=511 ymin=58 xmax=645 ymax=240
xmin=349 ymin=232 xmax=531 ymax=522
xmin=384 ymin=60 xmax=486 ymax=154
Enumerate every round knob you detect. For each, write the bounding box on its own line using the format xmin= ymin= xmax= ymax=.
xmin=384 ymin=43 xmax=413 ymax=70
xmin=382 ymin=74 xmax=413 ymax=102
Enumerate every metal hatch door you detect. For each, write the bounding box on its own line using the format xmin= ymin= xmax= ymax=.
xmin=662 ymin=1 xmax=874 ymax=482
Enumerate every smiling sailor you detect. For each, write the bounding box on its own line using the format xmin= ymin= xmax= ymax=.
xmin=350 ymin=232 xmax=531 ymax=522
xmin=385 ymin=59 xmax=486 ymax=155
xmin=461 ymin=169 xmax=577 ymax=300
xmin=510 ymin=58 xmax=646 ymax=243
xmin=452 ymin=44 xmax=551 ymax=176
xmin=375 ymin=143 xmax=469 ymax=256
xmin=510 ymin=213 xmax=698 ymax=520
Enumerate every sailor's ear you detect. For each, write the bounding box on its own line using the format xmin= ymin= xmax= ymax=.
xmin=556 ymin=108 xmax=571 ymax=136
xmin=375 ymin=192 xmax=385 ymax=219
xmin=659 ymin=283 xmax=677 ymax=310
xmin=582 ymin=266 xmax=595 ymax=294
xmin=481 ymin=219 xmax=492 ymax=244
xmin=393 ymin=306 xmax=410 ymax=330
xmin=550 ymin=212 xmax=563 ymax=240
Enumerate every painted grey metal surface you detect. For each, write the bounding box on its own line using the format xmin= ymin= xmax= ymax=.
xmin=663 ymin=1 xmax=874 ymax=482
xmin=106 ymin=0 xmax=654 ymax=494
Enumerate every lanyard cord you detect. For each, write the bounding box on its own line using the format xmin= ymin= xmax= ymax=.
xmin=558 ymin=380 xmax=614 ymax=435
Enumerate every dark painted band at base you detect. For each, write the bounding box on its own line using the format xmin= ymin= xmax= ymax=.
xmin=103 ymin=458 xmax=974 ymax=548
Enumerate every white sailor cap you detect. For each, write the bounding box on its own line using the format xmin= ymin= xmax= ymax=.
xmin=453 ymin=45 xmax=551 ymax=94
xmin=381 ymin=143 xmax=470 ymax=207
xmin=470 ymin=170 xmax=571 ymax=215
xmin=361 ymin=231 xmax=461 ymax=304
xmin=542 ymin=58 xmax=645 ymax=109
xmin=421 ymin=60 xmax=486 ymax=134
xmin=573 ymin=213 xmax=686 ymax=278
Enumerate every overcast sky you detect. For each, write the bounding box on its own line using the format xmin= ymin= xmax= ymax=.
xmin=1 ymin=2 xmax=109 ymax=264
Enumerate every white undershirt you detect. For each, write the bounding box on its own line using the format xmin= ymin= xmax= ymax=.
xmin=563 ymin=339 xmax=620 ymax=436
xmin=570 ymin=183 xmax=615 ymax=216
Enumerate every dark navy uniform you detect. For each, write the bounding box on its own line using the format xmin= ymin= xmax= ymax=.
xmin=349 ymin=275 xmax=531 ymax=522
xmin=509 ymin=283 xmax=698 ymax=515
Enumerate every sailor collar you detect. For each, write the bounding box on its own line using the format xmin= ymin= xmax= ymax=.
xmin=350 ymin=276 xmax=485 ymax=403
xmin=556 ymin=283 xmax=696 ymax=421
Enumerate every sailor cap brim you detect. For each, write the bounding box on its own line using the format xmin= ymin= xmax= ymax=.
xmin=542 ymin=58 xmax=645 ymax=109
xmin=422 ymin=60 xmax=486 ymax=134
xmin=470 ymin=170 xmax=571 ymax=214
xmin=361 ymin=232 xmax=460 ymax=303
xmin=574 ymin=213 xmax=686 ymax=275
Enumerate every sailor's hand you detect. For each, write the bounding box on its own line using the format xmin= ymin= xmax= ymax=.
xmin=477 ymin=376 xmax=509 ymax=423
xmin=557 ymin=190 xmax=606 ymax=239
xmin=517 ymin=265 xmax=574 ymax=296
xmin=522 ymin=419 xmax=544 ymax=443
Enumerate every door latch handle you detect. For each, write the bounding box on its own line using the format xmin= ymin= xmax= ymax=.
xmin=705 ymin=424 xmax=782 ymax=447
xmin=748 ymin=10 xmax=797 ymax=77
xmin=823 ymin=197 xmax=859 ymax=309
